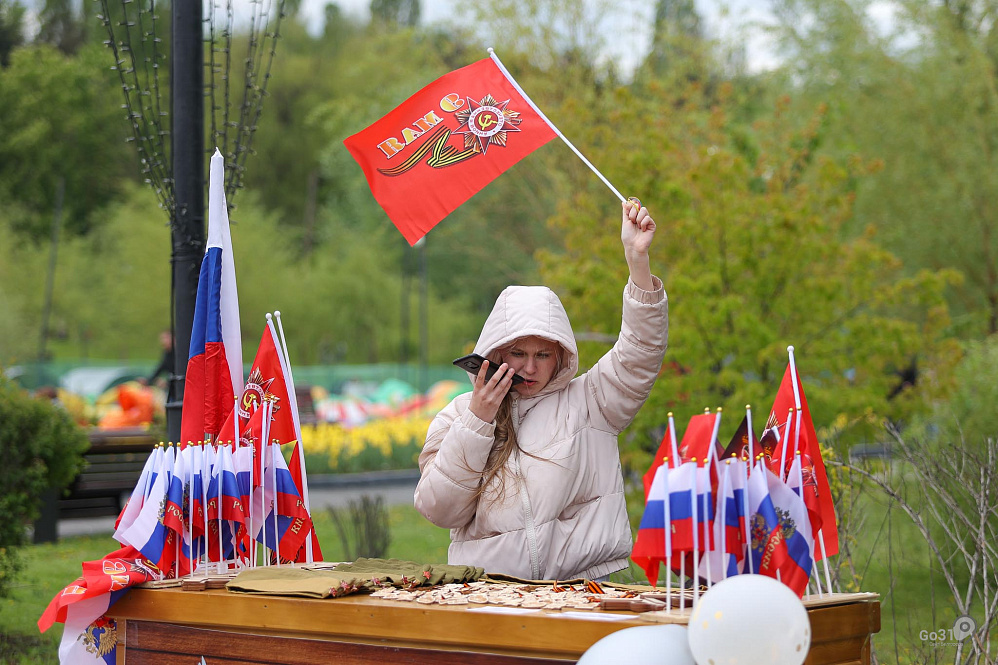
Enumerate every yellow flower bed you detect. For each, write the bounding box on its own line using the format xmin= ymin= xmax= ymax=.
xmin=300 ymin=416 xmax=432 ymax=473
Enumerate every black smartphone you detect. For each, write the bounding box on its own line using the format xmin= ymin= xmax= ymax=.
xmin=452 ymin=353 xmax=525 ymax=385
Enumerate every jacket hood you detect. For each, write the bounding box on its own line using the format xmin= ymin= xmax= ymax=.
xmin=472 ymin=286 xmax=579 ymax=396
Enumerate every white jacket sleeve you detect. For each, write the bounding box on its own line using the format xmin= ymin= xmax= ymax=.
xmin=585 ymin=276 xmax=669 ymax=434
xmin=414 ymin=397 xmax=496 ymax=529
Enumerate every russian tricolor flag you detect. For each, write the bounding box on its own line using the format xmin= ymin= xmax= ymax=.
xmin=773 ymin=455 xmax=815 ymax=597
xmin=253 ymin=442 xmax=313 ymax=562
xmin=632 ymin=462 xmax=696 ymax=586
xmin=181 ymin=149 xmax=242 ymax=447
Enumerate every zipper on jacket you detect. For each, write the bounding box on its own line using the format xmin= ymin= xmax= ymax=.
xmin=511 ymin=399 xmax=541 ymax=579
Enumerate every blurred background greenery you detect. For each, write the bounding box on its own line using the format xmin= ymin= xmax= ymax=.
xmin=2 ymin=0 xmax=998 ymax=661
xmin=3 ymin=0 xmax=993 ymax=452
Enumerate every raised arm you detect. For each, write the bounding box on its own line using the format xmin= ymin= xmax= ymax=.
xmin=622 ymin=196 xmax=656 ymax=291
xmin=584 ymin=197 xmax=668 ymax=433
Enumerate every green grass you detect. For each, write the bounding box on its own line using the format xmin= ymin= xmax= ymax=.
xmin=2 ymin=533 xmax=114 ymax=663
xmin=2 ymin=486 xmax=985 ymax=665
xmin=843 ymin=483 xmax=958 ymax=663
xmin=1 ymin=506 xmax=451 ymax=665
xmin=313 ymin=503 xmax=451 ymax=562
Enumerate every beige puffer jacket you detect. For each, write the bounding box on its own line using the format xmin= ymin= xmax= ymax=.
xmin=414 ymin=278 xmax=668 ymax=581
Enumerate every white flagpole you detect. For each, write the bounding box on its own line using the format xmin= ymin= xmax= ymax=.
xmin=202 ymin=441 xmax=211 ymax=579
xmin=779 ymin=407 xmax=793 ymax=481
xmin=487 ymin=48 xmax=626 ymax=203
xmin=743 ymin=454 xmax=754 ymax=574
xmin=233 ymin=395 xmax=245 ymax=567
xmin=743 ymin=405 xmax=754 ymax=575
xmin=273 ymin=311 xmax=313 ymax=563
xmin=174 ymin=451 xmax=180 ymax=578
xmin=186 ymin=445 xmax=195 ymax=576
xmin=789 ymin=345 xmax=835 ymax=593
xmin=249 ymin=441 xmax=256 ymax=568
xmin=702 ymin=409 xmax=721 ymax=588
xmin=667 ymin=412 xmax=680 ymax=461
xmin=679 ymin=551 xmax=686 ymax=611
xmin=691 ymin=457 xmax=700 ymax=608
xmin=720 ymin=460 xmax=730 ymax=581
xmin=261 ymin=400 xmax=272 ymax=566
xmin=796 ymin=448 xmax=824 ymax=598
xmin=271 ymin=432 xmax=280 ymax=567
xmin=215 ymin=442 xmax=224 ymax=573
xmin=666 ymin=412 xmax=678 ymax=612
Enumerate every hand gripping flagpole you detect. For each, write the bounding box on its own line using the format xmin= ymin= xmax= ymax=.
xmin=488 ymin=49 xmax=627 ymax=204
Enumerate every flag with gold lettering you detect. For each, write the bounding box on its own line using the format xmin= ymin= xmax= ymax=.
xmin=38 ymin=545 xmax=163 ymax=664
xmin=344 ymin=56 xmax=557 ymax=245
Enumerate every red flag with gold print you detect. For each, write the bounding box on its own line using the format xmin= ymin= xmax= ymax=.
xmin=344 ymin=57 xmax=557 ymax=245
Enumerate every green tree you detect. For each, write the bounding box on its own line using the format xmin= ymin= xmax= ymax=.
xmin=370 ymin=0 xmax=420 ymax=28
xmin=0 ymin=44 xmax=132 ymax=241
xmin=0 ymin=184 xmax=171 ymax=360
xmin=0 ymin=0 xmax=24 ymax=67
xmin=0 ymin=376 xmax=87 ymax=597
xmin=644 ymin=0 xmax=707 ymax=80
xmin=539 ymin=77 xmax=959 ymax=462
xmin=771 ymin=0 xmax=998 ymax=337
xmin=239 ymin=20 xmax=340 ymax=248
xmin=35 ymin=0 xmax=89 ymax=55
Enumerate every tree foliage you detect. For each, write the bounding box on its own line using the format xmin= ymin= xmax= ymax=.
xmin=771 ymin=0 xmax=998 ymax=337
xmin=538 ymin=75 xmax=960 ymax=459
xmin=0 ymin=44 xmax=131 ymax=241
xmin=0 ymin=376 xmax=87 ymax=597
xmin=0 ymin=0 xmax=25 ymax=67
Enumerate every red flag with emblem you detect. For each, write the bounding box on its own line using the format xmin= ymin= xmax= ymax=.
xmin=766 ymin=361 xmax=839 ymax=558
xmin=220 ymin=323 xmax=297 ymax=449
xmin=344 ymin=56 xmax=557 ymax=245
xmin=38 ymin=545 xmax=162 ymax=633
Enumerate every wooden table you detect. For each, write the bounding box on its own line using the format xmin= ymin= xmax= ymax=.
xmin=107 ymin=587 xmax=880 ymax=664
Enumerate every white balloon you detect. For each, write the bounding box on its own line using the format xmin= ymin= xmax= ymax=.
xmin=686 ymin=575 xmax=811 ymax=665
xmin=578 ymin=624 xmax=696 ymax=665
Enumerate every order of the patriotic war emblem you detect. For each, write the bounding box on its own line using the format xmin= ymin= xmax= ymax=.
xmin=377 ymin=93 xmax=524 ymax=176
xmin=452 ymin=94 xmax=522 ymax=154
xmin=238 ymin=368 xmax=278 ymax=420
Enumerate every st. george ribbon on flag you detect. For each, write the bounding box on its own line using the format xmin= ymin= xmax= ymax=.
xmin=344 ymin=49 xmax=627 ymax=245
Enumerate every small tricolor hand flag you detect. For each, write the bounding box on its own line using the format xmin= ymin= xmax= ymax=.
xmin=181 ymin=148 xmax=243 ymax=446
xmin=344 ymin=55 xmax=557 ymax=245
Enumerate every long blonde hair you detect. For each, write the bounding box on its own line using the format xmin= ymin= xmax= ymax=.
xmin=473 ymin=340 xmax=565 ymax=501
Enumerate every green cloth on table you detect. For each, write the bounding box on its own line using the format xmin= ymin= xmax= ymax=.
xmin=226 ymin=567 xmax=361 ymax=598
xmin=330 ymin=558 xmax=484 ymax=588
xmin=225 ymin=559 xmax=486 ymax=601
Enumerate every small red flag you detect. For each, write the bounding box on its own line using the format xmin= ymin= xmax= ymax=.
xmin=678 ymin=413 xmax=717 ymax=466
xmin=767 ymin=362 xmax=839 ymax=558
xmin=344 ymin=56 xmax=557 ymax=245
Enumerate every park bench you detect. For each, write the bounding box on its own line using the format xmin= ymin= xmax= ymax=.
xmin=33 ymin=427 xmax=156 ymax=543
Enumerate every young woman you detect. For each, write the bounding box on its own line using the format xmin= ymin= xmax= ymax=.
xmin=414 ymin=198 xmax=668 ymax=581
